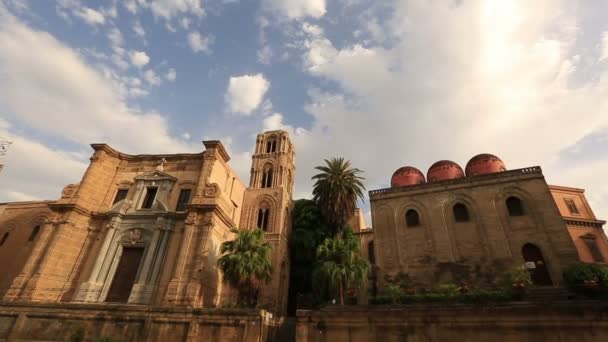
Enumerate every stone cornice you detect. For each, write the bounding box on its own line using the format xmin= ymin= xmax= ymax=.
xmin=564 ymin=217 xmax=606 ymax=229
xmin=370 ymin=167 xmax=543 ymax=200
xmin=202 ymin=140 xmax=231 ymax=162
xmin=48 ymin=202 xmax=92 ymax=217
xmin=189 ymin=203 xmax=237 ymax=228
xmin=90 ymin=143 xmax=204 ymax=161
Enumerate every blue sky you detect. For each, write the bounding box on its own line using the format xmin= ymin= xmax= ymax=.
xmin=0 ymin=0 xmax=607 ymax=225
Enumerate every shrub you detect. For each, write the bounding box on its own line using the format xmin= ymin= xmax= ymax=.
xmin=497 ymin=266 xmax=532 ymax=293
xmin=382 ymin=285 xmax=405 ymax=304
xmin=563 ymin=263 xmax=608 ymax=298
xmin=435 ymin=283 xmax=460 ymax=296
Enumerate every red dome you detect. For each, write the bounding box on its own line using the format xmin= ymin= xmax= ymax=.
xmin=465 ymin=154 xmax=506 ymax=176
xmin=427 ymin=160 xmax=464 ymax=182
xmin=391 ymin=166 xmax=426 ymax=187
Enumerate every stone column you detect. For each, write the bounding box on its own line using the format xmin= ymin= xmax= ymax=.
xmin=129 ymin=218 xmax=172 ymax=304
xmin=73 ymin=218 xmax=121 ymax=302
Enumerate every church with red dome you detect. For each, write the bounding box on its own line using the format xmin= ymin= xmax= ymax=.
xmin=365 ymin=153 xmax=607 ymax=298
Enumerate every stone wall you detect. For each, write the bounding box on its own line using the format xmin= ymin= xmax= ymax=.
xmin=296 ymin=302 xmax=608 ymax=342
xmin=0 ymin=302 xmax=277 ymax=341
xmin=369 ymin=167 xmax=580 ymax=290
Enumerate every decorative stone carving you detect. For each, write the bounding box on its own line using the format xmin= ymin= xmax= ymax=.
xmin=61 ymin=184 xmax=79 ymax=198
xmin=129 ymin=229 xmax=144 ymax=244
xmin=156 ymin=158 xmax=167 ymax=172
xmin=203 ymin=180 xmax=220 ymax=198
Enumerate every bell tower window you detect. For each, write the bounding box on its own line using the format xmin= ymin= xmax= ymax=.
xmin=257 ymin=208 xmax=270 ymax=231
xmin=262 ymin=167 xmax=273 ymax=188
xmin=266 ymin=139 xmax=277 ymax=153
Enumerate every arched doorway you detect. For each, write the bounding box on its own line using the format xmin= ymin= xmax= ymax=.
xmin=522 ymin=243 xmax=552 ymax=286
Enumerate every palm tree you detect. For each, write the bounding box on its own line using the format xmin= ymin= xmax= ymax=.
xmin=218 ymin=228 xmax=273 ymax=307
xmin=313 ymin=229 xmax=370 ymax=305
xmin=311 ymin=158 xmax=366 ymax=235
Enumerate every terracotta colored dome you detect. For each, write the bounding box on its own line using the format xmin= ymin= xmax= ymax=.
xmin=465 ymin=153 xmax=507 ymax=176
xmin=427 ymin=160 xmax=464 ymax=182
xmin=391 ymin=166 xmax=426 ymax=187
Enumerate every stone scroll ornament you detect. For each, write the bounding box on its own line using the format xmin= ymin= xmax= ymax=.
xmin=61 ymin=184 xmax=79 ymax=198
xmin=203 ymin=180 xmax=221 ymax=198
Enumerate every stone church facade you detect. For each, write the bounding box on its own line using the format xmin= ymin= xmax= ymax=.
xmin=367 ymin=154 xmax=608 ymax=292
xmin=0 ymin=130 xmax=294 ymax=313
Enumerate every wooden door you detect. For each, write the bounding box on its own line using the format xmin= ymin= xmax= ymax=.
xmin=522 ymin=243 xmax=552 ymax=286
xmin=106 ymin=247 xmax=144 ymax=303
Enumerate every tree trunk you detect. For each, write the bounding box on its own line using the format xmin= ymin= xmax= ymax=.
xmin=339 ymin=281 xmax=344 ymax=305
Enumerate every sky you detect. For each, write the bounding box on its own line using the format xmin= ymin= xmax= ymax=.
xmin=0 ymin=0 xmax=607 ymax=227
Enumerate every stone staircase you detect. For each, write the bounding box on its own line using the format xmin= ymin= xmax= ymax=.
xmin=525 ymin=287 xmax=576 ymax=302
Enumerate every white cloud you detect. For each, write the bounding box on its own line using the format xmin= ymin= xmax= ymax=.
xmin=257 ymin=45 xmax=273 ymax=64
xmin=165 ymin=68 xmax=177 ymax=82
xmin=187 ymin=31 xmax=213 ymax=53
xmin=133 ymin=21 xmax=145 ymax=39
xmin=263 ymin=0 xmax=326 ymax=19
xmin=0 ymin=122 xmax=88 ymax=202
xmin=107 ymin=27 xmax=123 ymax=47
xmin=75 ymin=7 xmax=106 ymax=26
xmin=225 ymin=74 xmax=270 ymax=115
xmin=129 ymin=50 xmax=150 ymax=68
xmin=263 ymin=113 xmax=293 ymax=132
xmin=148 ymin=0 xmax=204 ymax=19
xmin=278 ymin=0 xmax=608 ymax=223
xmin=143 ymin=69 xmax=162 ymax=86
xmin=601 ymin=31 xmax=608 ymax=61
xmin=0 ymin=6 xmax=192 ymax=162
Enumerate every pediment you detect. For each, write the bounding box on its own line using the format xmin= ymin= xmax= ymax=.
xmin=134 ymin=170 xmax=177 ymax=182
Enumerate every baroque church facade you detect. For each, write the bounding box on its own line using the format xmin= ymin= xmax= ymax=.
xmin=0 ymin=130 xmax=294 ymax=313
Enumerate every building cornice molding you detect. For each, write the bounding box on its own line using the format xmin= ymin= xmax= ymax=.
xmin=370 ymin=167 xmax=543 ymax=200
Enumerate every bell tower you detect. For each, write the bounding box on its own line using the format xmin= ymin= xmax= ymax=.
xmin=239 ymin=130 xmax=295 ymax=313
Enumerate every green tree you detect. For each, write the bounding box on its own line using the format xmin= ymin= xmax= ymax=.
xmin=218 ymin=228 xmax=273 ymax=307
xmin=311 ymin=158 xmax=366 ymax=235
xmin=314 ymin=229 xmax=370 ymax=305
xmin=287 ymin=199 xmax=334 ymax=312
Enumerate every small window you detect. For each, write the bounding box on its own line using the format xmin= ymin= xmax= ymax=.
xmin=564 ymin=198 xmax=580 ymax=215
xmin=141 ymin=187 xmax=158 ymax=209
xmin=176 ymin=189 xmax=192 ymax=212
xmin=113 ymin=189 xmax=129 ymax=205
xmin=28 ymin=226 xmax=40 ymax=242
xmin=453 ymin=203 xmax=469 ymax=222
xmin=0 ymin=232 xmax=8 ymax=246
xmin=405 ymin=209 xmax=420 ymax=227
xmin=257 ymin=208 xmax=270 ymax=231
xmin=582 ymin=236 xmax=604 ymax=262
xmin=506 ymin=196 xmax=524 ymax=216
xmin=368 ymin=241 xmax=376 ymax=265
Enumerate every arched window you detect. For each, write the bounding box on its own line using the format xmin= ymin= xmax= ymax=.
xmin=506 ymin=196 xmax=524 ymax=216
xmin=368 ymin=241 xmax=376 ymax=265
xmin=453 ymin=203 xmax=470 ymax=222
xmin=262 ymin=167 xmax=273 ymax=188
xmin=0 ymin=232 xmax=9 ymax=246
xmin=405 ymin=209 xmax=420 ymax=227
xmin=28 ymin=225 xmax=40 ymax=242
xmin=257 ymin=208 xmax=270 ymax=231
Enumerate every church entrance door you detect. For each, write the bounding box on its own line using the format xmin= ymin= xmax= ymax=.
xmin=522 ymin=243 xmax=552 ymax=286
xmin=106 ymin=247 xmax=144 ymax=302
